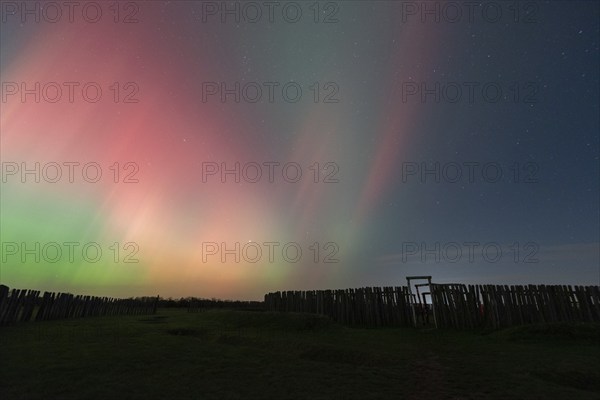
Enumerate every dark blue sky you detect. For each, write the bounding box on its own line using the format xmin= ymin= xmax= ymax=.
xmin=356 ymin=1 xmax=599 ymax=286
xmin=1 ymin=1 xmax=598 ymax=298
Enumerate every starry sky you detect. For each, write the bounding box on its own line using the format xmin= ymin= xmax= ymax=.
xmin=1 ymin=1 xmax=598 ymax=299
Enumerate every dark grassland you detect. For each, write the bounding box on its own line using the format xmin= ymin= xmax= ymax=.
xmin=1 ymin=309 xmax=599 ymax=399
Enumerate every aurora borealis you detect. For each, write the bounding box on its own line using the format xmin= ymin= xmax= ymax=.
xmin=1 ymin=1 xmax=598 ymax=300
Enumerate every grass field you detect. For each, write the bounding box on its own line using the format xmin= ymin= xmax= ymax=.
xmin=1 ymin=309 xmax=599 ymax=399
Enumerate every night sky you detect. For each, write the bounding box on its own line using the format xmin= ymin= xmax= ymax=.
xmin=1 ymin=1 xmax=598 ymax=299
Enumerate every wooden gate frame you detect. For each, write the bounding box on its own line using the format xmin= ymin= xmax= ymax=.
xmin=406 ymin=276 xmax=437 ymax=328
